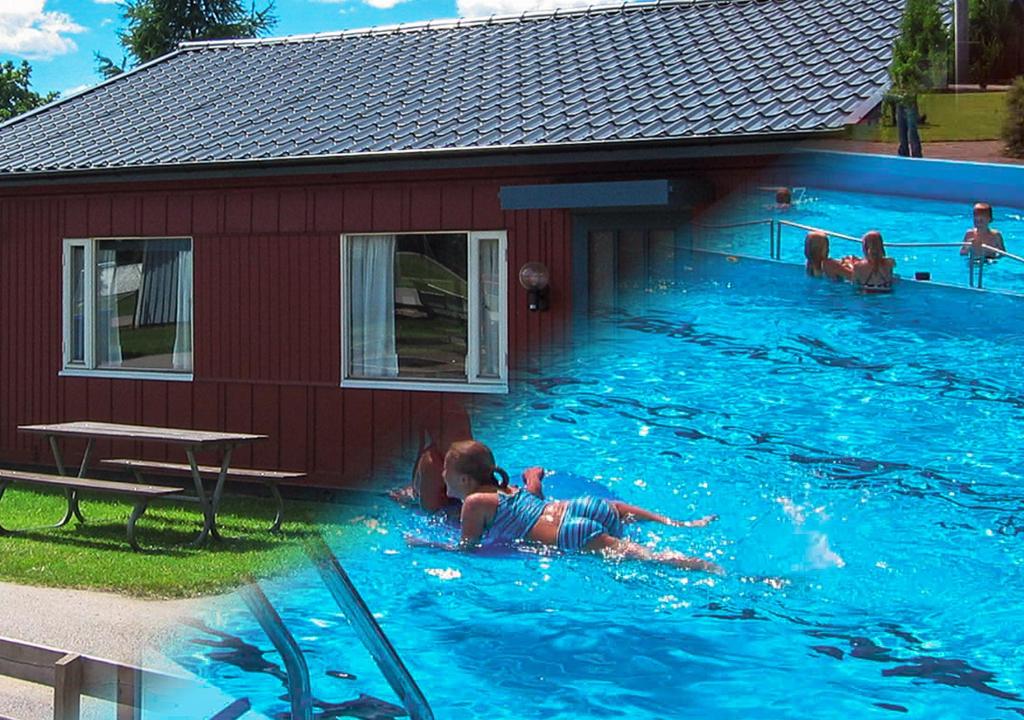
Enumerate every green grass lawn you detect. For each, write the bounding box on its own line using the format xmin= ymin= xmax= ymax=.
xmin=850 ymin=91 xmax=1007 ymax=143
xmin=0 ymin=486 xmax=362 ymax=598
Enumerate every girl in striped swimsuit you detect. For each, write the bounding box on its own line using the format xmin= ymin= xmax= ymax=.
xmin=408 ymin=440 xmax=722 ymax=574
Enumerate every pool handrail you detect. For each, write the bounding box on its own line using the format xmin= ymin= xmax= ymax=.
xmin=694 ymin=219 xmax=779 ymax=258
xmin=238 ymin=581 xmax=314 ymax=720
xmin=981 ymin=244 xmax=1024 ymax=265
xmin=698 ymin=217 xmax=1016 ymax=289
xmin=303 ymin=535 xmax=435 ymax=720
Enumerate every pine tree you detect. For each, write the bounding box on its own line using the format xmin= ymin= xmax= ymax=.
xmin=96 ymin=0 xmax=276 ymax=77
xmin=0 ymin=60 xmax=58 ymax=121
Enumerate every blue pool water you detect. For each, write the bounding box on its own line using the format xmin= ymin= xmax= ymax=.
xmin=173 ymin=253 xmax=1024 ymax=719
xmin=700 ymin=187 xmax=1024 ymax=294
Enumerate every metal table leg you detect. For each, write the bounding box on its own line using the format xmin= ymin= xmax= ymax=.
xmin=126 ymin=499 xmax=151 ymax=552
xmin=186 ymin=448 xmax=216 ymax=547
xmin=0 ymin=479 xmax=77 ymax=533
xmin=207 ymin=445 xmax=234 ymax=542
xmin=48 ymin=435 xmax=90 ymax=523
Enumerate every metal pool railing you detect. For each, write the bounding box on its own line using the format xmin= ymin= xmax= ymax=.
xmin=970 ymin=244 xmax=1024 ymax=289
xmin=697 ymin=217 xmax=1019 ymax=290
xmin=238 ymin=537 xmax=435 ymax=720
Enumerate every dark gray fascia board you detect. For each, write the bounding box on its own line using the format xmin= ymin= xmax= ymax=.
xmin=0 ymin=131 xmax=837 ymax=190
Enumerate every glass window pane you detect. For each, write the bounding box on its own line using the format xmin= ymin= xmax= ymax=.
xmin=478 ymin=237 xmax=501 ymax=379
xmin=392 ymin=233 xmax=468 ymax=380
xmin=69 ymin=246 xmax=85 ymax=364
xmin=95 ymin=238 xmax=192 ymax=371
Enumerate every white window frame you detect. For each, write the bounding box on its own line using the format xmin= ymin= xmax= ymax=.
xmin=60 ymin=237 xmax=194 ymax=382
xmin=340 ymin=230 xmax=508 ymax=394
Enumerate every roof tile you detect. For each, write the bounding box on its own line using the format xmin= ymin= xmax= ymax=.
xmin=0 ymin=0 xmax=903 ymax=175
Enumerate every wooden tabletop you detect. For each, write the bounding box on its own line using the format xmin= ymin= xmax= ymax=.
xmin=18 ymin=421 xmax=266 ymax=446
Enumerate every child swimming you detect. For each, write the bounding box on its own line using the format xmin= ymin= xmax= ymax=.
xmin=406 ymin=440 xmax=723 ymax=574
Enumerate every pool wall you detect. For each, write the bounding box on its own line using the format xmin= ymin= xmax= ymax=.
xmin=785 ymin=150 xmax=1024 ymax=208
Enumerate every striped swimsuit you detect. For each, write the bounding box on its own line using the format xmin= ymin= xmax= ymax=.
xmin=486 ymin=490 xmax=624 ymax=551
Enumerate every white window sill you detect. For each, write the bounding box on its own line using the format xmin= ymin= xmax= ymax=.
xmin=341 ymin=378 xmax=508 ymax=394
xmin=60 ymin=368 xmax=194 ymax=382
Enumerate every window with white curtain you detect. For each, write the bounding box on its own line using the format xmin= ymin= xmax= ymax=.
xmin=62 ymin=237 xmax=193 ymax=377
xmin=341 ymin=231 xmax=508 ymax=393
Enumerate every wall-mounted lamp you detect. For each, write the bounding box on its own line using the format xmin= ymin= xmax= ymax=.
xmin=518 ymin=262 xmax=550 ymax=312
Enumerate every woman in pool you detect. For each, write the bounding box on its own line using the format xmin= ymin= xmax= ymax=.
xmin=832 ymin=230 xmax=895 ymax=292
xmin=407 ymin=440 xmax=723 ymax=574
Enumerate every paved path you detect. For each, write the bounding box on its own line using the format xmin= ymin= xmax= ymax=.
xmin=811 ymin=139 xmax=1024 ymax=165
xmin=0 ymin=582 xmax=204 ymax=720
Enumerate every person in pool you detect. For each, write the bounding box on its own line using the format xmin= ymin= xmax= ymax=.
xmin=831 ymin=230 xmax=895 ymax=293
xmin=804 ymin=231 xmax=847 ymax=279
xmin=406 ymin=440 xmax=723 ymax=574
xmin=960 ymin=202 xmax=1005 ymax=260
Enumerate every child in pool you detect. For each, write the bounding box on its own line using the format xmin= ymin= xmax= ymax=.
xmin=804 ymin=231 xmax=847 ymax=279
xmin=960 ymin=203 xmax=1005 ymax=260
xmin=831 ymin=230 xmax=895 ymax=292
xmin=406 ymin=441 xmax=722 ymax=574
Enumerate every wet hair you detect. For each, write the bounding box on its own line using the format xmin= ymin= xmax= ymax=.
xmin=776 ymin=187 xmax=792 ymax=205
xmin=804 ymin=231 xmax=829 ymax=264
xmin=445 ymin=440 xmax=510 ymax=489
xmin=862 ymin=230 xmax=886 ymax=264
xmin=973 ymin=202 xmax=993 ymax=221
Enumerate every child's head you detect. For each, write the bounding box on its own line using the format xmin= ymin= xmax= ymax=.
xmin=775 ymin=187 xmax=792 ymax=206
xmin=804 ymin=231 xmax=829 ymax=265
xmin=973 ymin=202 xmax=993 ymax=228
xmin=862 ymin=230 xmax=886 ymax=262
xmin=443 ymin=440 xmax=509 ymax=499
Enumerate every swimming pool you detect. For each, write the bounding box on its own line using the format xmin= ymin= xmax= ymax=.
xmin=699 ymin=186 xmax=1024 ymax=294
xmin=172 ymin=252 xmax=1024 ymax=719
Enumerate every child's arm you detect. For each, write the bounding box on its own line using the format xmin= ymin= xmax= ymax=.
xmin=960 ymin=230 xmax=974 ymax=256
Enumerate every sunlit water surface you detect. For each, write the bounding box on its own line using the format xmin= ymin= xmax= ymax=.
xmin=172 ymin=254 xmax=1024 ymax=720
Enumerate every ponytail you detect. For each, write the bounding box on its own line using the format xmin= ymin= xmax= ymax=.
xmin=492 ymin=467 xmax=510 ymax=489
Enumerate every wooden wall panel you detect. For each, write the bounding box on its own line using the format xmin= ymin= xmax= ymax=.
xmin=0 ymin=160 xmax=720 ymax=487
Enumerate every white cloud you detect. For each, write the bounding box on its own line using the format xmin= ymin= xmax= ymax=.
xmin=364 ymin=0 xmax=410 ymax=7
xmin=0 ymin=0 xmax=85 ymax=59
xmin=92 ymin=0 xmax=119 ymax=4
xmin=456 ymin=0 xmax=601 ymax=17
xmin=60 ymin=83 xmax=91 ymax=97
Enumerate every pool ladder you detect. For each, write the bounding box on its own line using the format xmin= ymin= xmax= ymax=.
xmin=239 ymin=535 xmax=434 ymax=720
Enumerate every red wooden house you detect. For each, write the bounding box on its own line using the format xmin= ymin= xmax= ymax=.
xmin=0 ymin=0 xmax=903 ymax=487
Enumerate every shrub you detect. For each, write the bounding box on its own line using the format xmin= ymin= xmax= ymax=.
xmin=1003 ymin=76 xmax=1024 ymax=157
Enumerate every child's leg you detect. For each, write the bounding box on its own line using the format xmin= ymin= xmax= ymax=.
xmin=611 ymin=501 xmax=718 ymax=528
xmin=584 ymin=534 xmax=724 ymax=574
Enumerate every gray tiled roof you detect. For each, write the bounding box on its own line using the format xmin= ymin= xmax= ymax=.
xmin=0 ymin=0 xmax=903 ymax=176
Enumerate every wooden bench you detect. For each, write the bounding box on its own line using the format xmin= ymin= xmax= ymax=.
xmin=100 ymin=459 xmax=302 ymax=533
xmin=0 ymin=469 xmax=183 ymax=552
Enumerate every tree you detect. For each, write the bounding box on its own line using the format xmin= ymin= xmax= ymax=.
xmin=970 ymin=0 xmax=1011 ymax=86
xmin=889 ymin=0 xmax=950 ymax=102
xmin=0 ymin=60 xmax=58 ymax=122
xmin=1003 ymin=75 xmax=1024 ymax=156
xmin=96 ymin=0 xmax=276 ymax=77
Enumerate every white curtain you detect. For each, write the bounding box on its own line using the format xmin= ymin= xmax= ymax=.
xmin=96 ymin=247 xmax=122 ymax=367
xmin=172 ymin=247 xmax=193 ymax=370
xmin=349 ymin=235 xmax=398 ymax=378
xmin=478 ymin=238 xmax=501 ymax=378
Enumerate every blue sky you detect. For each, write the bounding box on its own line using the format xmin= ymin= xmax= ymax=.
xmin=1 ymin=0 xmax=595 ymax=99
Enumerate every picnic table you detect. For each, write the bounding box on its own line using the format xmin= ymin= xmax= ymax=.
xmin=16 ymin=421 xmax=266 ymax=547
